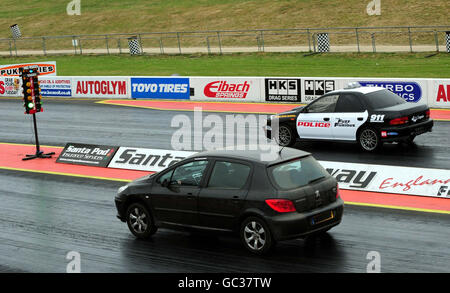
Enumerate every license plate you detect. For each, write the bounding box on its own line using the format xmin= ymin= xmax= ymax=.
xmin=311 ymin=210 xmax=334 ymax=225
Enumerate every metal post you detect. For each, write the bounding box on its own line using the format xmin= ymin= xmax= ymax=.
xmin=355 ymin=28 xmax=360 ymax=53
xmin=79 ymin=38 xmax=83 ymax=55
xmin=307 ymin=29 xmax=311 ymax=52
xmin=408 ymin=27 xmax=413 ymax=53
xmin=105 ymin=35 xmax=110 ymax=54
xmin=434 ymin=31 xmax=439 ymax=52
xmin=42 ymin=37 xmax=47 ymax=56
xmin=371 ymin=33 xmax=376 ymax=53
xmin=9 ymin=40 xmax=12 ymax=57
xmin=312 ymin=33 xmax=316 ymax=52
xmin=138 ymin=34 xmax=144 ymax=54
xmin=206 ymin=36 xmax=211 ymax=54
xmin=13 ymin=38 xmax=18 ymax=57
xmin=118 ymin=39 xmax=122 ymax=54
xmin=217 ymin=31 xmax=222 ymax=55
xmin=159 ymin=37 xmax=164 ymax=54
xmin=177 ymin=32 xmax=182 ymax=54
xmin=260 ymin=31 xmax=265 ymax=52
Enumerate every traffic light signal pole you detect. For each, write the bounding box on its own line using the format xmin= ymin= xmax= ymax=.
xmin=22 ymin=113 xmax=55 ymax=161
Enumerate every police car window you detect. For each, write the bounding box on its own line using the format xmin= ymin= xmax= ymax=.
xmin=208 ymin=161 xmax=251 ymax=189
xmin=335 ymin=94 xmax=365 ymax=112
xmin=157 ymin=169 xmax=173 ymax=184
xmin=171 ymin=160 xmax=208 ymax=187
xmin=365 ymin=89 xmax=406 ymax=109
xmin=307 ymin=95 xmax=339 ymax=113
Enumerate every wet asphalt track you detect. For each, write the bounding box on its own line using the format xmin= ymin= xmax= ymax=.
xmin=0 ymin=98 xmax=449 ymax=273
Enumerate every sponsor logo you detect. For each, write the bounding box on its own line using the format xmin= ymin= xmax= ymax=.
xmin=297 ymin=121 xmax=331 ymax=128
xmin=359 ymin=81 xmax=422 ymax=102
xmin=75 ymin=80 xmax=127 ymax=96
xmin=0 ymin=63 xmax=56 ymax=76
xmin=204 ymin=80 xmax=250 ymax=99
xmin=437 ymin=186 xmax=450 ymax=197
xmin=411 ymin=114 xmax=425 ymax=123
xmin=131 ymin=78 xmax=190 ymax=99
xmin=379 ymin=176 xmax=450 ymax=192
xmin=436 ymin=84 xmax=450 ymax=102
xmin=56 ymin=143 xmax=118 ymax=167
xmin=334 ymin=118 xmax=355 ymax=127
xmin=40 ymin=78 xmax=72 ymax=97
xmin=370 ymin=114 xmax=385 ymax=123
xmin=326 ymin=168 xmax=377 ymax=189
xmin=304 ymin=80 xmax=335 ymax=102
xmin=265 ymin=79 xmax=301 ymax=102
xmin=108 ymin=147 xmax=196 ymax=172
xmin=0 ymin=78 xmax=21 ymax=96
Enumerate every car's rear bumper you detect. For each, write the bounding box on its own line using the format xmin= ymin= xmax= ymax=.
xmin=265 ymin=198 xmax=344 ymax=241
xmin=380 ymin=119 xmax=433 ymax=142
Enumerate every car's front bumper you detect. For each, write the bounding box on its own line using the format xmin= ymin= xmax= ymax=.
xmin=265 ymin=198 xmax=344 ymax=241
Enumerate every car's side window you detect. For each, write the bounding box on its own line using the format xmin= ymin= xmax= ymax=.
xmin=170 ymin=160 xmax=208 ymax=187
xmin=207 ymin=161 xmax=251 ymax=189
xmin=157 ymin=169 xmax=174 ymax=185
xmin=335 ymin=94 xmax=365 ymax=113
xmin=306 ymin=95 xmax=339 ymax=113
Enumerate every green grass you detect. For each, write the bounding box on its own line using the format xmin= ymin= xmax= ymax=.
xmin=1 ymin=52 xmax=449 ymax=78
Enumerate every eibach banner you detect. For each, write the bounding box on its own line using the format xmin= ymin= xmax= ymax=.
xmin=72 ymin=77 xmax=130 ymax=98
xmin=190 ymin=77 xmax=262 ymax=102
xmin=0 ymin=61 xmax=57 ymax=76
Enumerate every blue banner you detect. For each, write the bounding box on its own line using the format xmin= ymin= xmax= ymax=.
xmin=131 ymin=78 xmax=190 ymax=99
xmin=358 ymin=81 xmax=422 ymax=103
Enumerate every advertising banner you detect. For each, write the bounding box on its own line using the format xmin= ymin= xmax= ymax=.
xmin=131 ymin=77 xmax=190 ymax=99
xmin=0 ymin=76 xmax=21 ymax=97
xmin=430 ymin=80 xmax=450 ymax=108
xmin=302 ymin=79 xmax=337 ymax=103
xmin=321 ymin=160 xmax=450 ymax=198
xmin=72 ymin=77 xmax=130 ymax=98
xmin=357 ymin=80 xmax=425 ymax=103
xmin=0 ymin=61 xmax=57 ymax=76
xmin=40 ymin=77 xmax=72 ymax=97
xmin=56 ymin=143 xmax=119 ymax=167
xmin=108 ymin=147 xmax=196 ymax=172
xmin=264 ymin=78 xmax=301 ymax=102
xmin=190 ymin=77 xmax=262 ymax=102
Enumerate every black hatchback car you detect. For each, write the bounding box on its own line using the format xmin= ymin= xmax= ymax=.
xmin=115 ymin=148 xmax=343 ymax=254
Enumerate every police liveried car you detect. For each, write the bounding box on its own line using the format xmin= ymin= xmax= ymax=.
xmin=265 ymin=84 xmax=433 ymax=152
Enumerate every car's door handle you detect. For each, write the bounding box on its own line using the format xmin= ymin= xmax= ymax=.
xmin=357 ymin=117 xmax=364 ymax=121
xmin=187 ymin=192 xmax=194 ymax=199
xmin=323 ymin=117 xmax=330 ymax=121
xmin=232 ymin=196 xmax=240 ymax=202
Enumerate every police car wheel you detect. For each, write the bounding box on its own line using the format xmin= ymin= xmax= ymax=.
xmin=278 ymin=125 xmax=295 ymax=147
xmin=358 ymin=127 xmax=381 ymax=152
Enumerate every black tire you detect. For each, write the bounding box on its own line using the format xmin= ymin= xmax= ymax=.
xmin=358 ymin=127 xmax=382 ymax=152
xmin=240 ymin=217 xmax=274 ymax=255
xmin=277 ymin=124 xmax=295 ymax=147
xmin=126 ymin=202 xmax=158 ymax=239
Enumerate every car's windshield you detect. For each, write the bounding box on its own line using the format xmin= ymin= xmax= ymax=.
xmin=269 ymin=156 xmax=329 ymax=190
xmin=364 ymin=89 xmax=406 ymax=109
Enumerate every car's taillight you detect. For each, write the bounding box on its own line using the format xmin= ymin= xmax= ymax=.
xmin=265 ymin=199 xmax=296 ymax=213
xmin=425 ymin=109 xmax=430 ymax=119
xmin=389 ymin=116 xmax=409 ymax=125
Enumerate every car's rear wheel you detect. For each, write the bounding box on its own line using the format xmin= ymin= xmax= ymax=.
xmin=240 ymin=217 xmax=274 ymax=255
xmin=277 ymin=124 xmax=295 ymax=147
xmin=358 ymin=127 xmax=382 ymax=152
xmin=126 ymin=202 xmax=157 ymax=239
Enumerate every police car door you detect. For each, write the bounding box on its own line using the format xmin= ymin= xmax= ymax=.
xmin=296 ymin=94 xmax=338 ymax=140
xmin=332 ymin=93 xmax=368 ymax=141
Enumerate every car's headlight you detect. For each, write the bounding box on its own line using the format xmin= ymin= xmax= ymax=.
xmin=117 ymin=185 xmax=128 ymax=194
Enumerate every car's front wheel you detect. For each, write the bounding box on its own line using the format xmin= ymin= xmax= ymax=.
xmin=358 ymin=127 xmax=382 ymax=152
xmin=126 ymin=202 xmax=158 ymax=239
xmin=277 ymin=124 xmax=295 ymax=147
xmin=240 ymin=217 xmax=274 ymax=255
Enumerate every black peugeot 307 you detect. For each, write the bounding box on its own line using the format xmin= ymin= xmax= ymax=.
xmin=265 ymin=84 xmax=434 ymax=152
xmin=115 ymin=148 xmax=344 ymax=254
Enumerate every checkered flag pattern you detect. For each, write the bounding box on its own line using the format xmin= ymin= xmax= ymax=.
xmin=128 ymin=37 xmax=142 ymax=55
xmin=446 ymin=31 xmax=450 ymax=53
xmin=10 ymin=24 xmax=21 ymax=39
xmin=317 ymin=33 xmax=330 ymax=52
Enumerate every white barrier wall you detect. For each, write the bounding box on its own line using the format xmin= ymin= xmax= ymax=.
xmin=2 ymin=75 xmax=449 ymax=108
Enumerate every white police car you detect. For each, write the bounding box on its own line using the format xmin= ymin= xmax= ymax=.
xmin=265 ymin=84 xmax=433 ymax=152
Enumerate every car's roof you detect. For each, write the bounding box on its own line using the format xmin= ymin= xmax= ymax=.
xmin=189 ymin=147 xmax=311 ymax=166
xmin=328 ymin=86 xmax=385 ymax=95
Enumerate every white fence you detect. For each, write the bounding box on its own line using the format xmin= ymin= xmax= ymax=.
xmin=1 ymin=75 xmax=449 ymax=108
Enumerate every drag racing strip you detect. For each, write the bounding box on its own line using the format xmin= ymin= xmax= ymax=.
xmin=97 ymin=99 xmax=450 ymax=121
xmin=1 ymin=142 xmax=449 ymax=215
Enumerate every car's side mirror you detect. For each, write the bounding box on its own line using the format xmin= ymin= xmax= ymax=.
xmin=161 ymin=179 xmax=169 ymax=188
